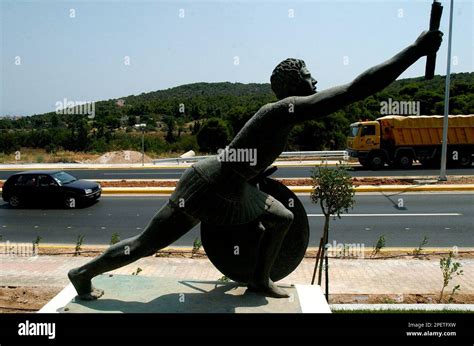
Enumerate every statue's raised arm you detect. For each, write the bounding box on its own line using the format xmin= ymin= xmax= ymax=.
xmin=292 ymin=30 xmax=443 ymax=123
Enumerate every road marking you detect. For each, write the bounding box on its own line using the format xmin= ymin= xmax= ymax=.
xmin=104 ymin=173 xmax=183 ymax=175
xmin=307 ymin=213 xmax=462 ymax=217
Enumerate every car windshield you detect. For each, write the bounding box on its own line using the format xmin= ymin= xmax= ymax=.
xmin=349 ymin=125 xmax=360 ymax=137
xmin=52 ymin=172 xmax=77 ymax=185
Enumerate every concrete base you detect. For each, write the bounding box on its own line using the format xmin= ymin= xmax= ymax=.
xmin=39 ymin=274 xmax=331 ymax=313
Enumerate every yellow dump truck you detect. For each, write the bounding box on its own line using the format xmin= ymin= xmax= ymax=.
xmin=347 ymin=115 xmax=474 ymax=170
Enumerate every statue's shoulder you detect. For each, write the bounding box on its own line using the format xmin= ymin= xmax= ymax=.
xmin=250 ymin=98 xmax=295 ymax=126
xmin=260 ymin=97 xmax=294 ymax=114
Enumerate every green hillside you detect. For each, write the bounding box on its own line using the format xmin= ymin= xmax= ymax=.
xmin=1 ymin=73 xmax=473 ymax=155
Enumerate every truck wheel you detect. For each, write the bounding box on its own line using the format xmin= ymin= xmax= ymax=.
xmin=396 ymin=155 xmax=413 ymax=169
xmin=369 ymin=155 xmax=384 ymax=170
xmin=458 ymin=151 xmax=472 ymax=167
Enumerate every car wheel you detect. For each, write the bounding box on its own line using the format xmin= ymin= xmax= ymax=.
xmin=9 ymin=195 xmax=21 ymax=208
xmin=64 ymin=196 xmax=77 ymax=209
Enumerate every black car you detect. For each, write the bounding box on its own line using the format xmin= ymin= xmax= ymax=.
xmin=2 ymin=170 xmax=101 ymax=208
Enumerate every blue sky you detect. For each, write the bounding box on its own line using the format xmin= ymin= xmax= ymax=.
xmin=1 ymin=0 xmax=473 ymax=116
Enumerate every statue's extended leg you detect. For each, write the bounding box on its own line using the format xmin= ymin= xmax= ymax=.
xmin=248 ymin=197 xmax=293 ymax=298
xmin=68 ymin=202 xmax=199 ymax=300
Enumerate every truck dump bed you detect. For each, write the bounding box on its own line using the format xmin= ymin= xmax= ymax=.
xmin=378 ymin=115 xmax=474 ymax=146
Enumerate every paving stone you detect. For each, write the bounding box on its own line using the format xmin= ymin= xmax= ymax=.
xmin=1 ymin=255 xmax=472 ymax=294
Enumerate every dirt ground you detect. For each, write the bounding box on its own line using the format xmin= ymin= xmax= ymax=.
xmin=0 ymin=286 xmax=62 ymax=313
xmin=36 ymin=246 xmax=208 ymax=258
xmin=35 ymin=245 xmax=474 ymax=260
xmin=329 ymin=293 xmax=474 ymax=304
xmin=45 ymin=176 xmax=473 ymax=189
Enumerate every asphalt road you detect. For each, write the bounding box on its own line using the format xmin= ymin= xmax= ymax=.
xmin=0 ymin=193 xmax=472 ymax=248
xmin=0 ymin=165 xmax=473 ymax=180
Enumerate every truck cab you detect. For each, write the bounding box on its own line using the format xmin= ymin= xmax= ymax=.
xmin=347 ymin=121 xmax=383 ymax=168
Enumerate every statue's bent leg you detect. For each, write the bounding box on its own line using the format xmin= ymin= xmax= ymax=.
xmin=248 ymin=196 xmax=294 ymax=298
xmin=68 ymin=201 xmax=199 ymax=300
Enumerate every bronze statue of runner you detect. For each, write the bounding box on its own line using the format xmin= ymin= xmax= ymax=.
xmin=69 ymin=29 xmax=442 ymax=300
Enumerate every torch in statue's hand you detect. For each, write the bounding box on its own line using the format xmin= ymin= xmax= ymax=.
xmin=423 ymin=0 xmax=444 ymax=79
xmin=414 ymin=30 xmax=444 ymax=57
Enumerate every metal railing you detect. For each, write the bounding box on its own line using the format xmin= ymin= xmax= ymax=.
xmin=152 ymin=151 xmax=348 ymax=165
xmin=278 ymin=151 xmax=348 ymax=159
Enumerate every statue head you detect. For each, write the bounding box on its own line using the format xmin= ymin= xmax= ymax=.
xmin=270 ymin=58 xmax=317 ymax=100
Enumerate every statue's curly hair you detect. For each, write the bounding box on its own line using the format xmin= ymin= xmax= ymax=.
xmin=270 ymin=58 xmax=306 ymax=99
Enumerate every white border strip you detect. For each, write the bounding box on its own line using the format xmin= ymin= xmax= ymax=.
xmin=38 ymin=284 xmax=77 ymax=313
xmin=295 ymin=284 xmax=331 ymax=313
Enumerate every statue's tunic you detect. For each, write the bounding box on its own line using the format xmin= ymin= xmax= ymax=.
xmin=169 ymin=97 xmax=295 ymax=225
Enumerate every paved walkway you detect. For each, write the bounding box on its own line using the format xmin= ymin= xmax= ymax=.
xmin=1 ymin=255 xmax=472 ymax=295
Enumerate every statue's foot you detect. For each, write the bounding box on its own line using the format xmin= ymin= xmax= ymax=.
xmin=68 ymin=268 xmax=104 ymax=301
xmin=247 ymin=279 xmax=290 ymax=298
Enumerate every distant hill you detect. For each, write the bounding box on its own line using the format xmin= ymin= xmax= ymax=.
xmin=129 ymin=82 xmax=274 ymax=100
xmin=0 ymin=72 xmax=473 ymax=155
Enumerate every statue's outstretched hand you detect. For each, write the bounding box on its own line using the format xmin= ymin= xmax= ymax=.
xmin=414 ymin=30 xmax=443 ymax=56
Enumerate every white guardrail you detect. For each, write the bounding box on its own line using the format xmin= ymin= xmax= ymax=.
xmin=152 ymin=151 xmax=349 ymax=164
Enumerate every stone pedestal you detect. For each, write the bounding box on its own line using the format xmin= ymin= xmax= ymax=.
xmin=39 ymin=274 xmax=331 ymax=313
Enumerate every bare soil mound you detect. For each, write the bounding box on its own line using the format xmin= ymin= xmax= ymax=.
xmin=88 ymin=150 xmax=153 ymax=164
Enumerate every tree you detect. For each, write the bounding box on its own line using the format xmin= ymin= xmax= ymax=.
xmin=51 ymin=114 xmax=59 ymax=128
xmin=196 ymin=118 xmax=231 ymax=153
xmin=414 ymin=89 xmax=443 ymax=114
xmin=191 ymin=121 xmax=201 ymax=135
xmin=176 ymin=117 xmax=186 ymax=138
xmin=163 ymin=116 xmax=176 ymax=143
xmin=310 ymin=164 xmax=355 ymax=301
xmin=399 ymin=83 xmax=420 ymax=97
xmin=439 ymin=251 xmax=464 ymax=303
